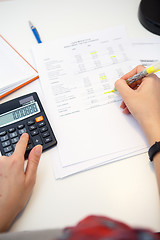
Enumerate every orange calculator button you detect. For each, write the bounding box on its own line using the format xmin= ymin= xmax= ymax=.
xmin=35 ymin=116 xmax=44 ymax=122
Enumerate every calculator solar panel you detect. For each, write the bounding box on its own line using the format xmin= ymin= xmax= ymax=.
xmin=0 ymin=92 xmax=57 ymax=159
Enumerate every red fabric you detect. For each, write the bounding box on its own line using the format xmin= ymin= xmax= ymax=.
xmin=59 ymin=215 xmax=160 ymax=240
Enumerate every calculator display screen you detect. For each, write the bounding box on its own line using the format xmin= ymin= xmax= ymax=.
xmin=0 ymin=102 xmax=40 ymax=127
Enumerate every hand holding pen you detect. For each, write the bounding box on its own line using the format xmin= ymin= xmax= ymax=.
xmin=119 ymin=61 xmax=160 ymax=91
xmin=108 ymin=61 xmax=160 ymax=93
xmin=126 ymin=61 xmax=160 ymax=84
xmin=115 ymin=64 xmax=160 ymax=144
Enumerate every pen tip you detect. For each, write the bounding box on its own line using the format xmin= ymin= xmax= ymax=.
xmin=28 ymin=21 xmax=33 ymax=27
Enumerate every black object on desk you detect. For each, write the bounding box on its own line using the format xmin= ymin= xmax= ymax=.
xmin=138 ymin=0 xmax=160 ymax=35
xmin=0 ymin=92 xmax=57 ymax=159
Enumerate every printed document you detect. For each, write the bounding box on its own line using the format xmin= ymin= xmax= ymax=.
xmin=32 ymin=26 xmax=148 ymax=178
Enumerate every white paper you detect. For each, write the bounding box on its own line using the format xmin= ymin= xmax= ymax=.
xmin=131 ymin=37 xmax=160 ymax=77
xmin=0 ymin=35 xmax=38 ymax=95
xmin=32 ymin=26 xmax=148 ymax=178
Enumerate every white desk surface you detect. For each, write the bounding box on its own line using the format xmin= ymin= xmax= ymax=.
xmin=0 ymin=0 xmax=160 ymax=233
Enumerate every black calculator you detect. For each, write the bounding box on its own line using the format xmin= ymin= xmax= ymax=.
xmin=0 ymin=92 xmax=57 ymax=159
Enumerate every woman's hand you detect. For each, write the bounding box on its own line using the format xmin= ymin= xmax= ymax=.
xmin=115 ymin=65 xmax=160 ymax=146
xmin=0 ymin=133 xmax=42 ymax=232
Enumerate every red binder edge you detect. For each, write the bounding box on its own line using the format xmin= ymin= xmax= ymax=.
xmin=0 ymin=34 xmax=39 ymax=99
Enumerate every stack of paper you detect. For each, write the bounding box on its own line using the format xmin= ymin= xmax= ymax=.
xmin=32 ymin=26 xmax=150 ymax=179
xmin=0 ymin=35 xmax=39 ymax=98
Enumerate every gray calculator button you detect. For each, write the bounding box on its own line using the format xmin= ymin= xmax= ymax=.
xmin=2 ymin=140 xmax=10 ymax=148
xmin=8 ymin=127 xmax=16 ymax=133
xmin=9 ymin=132 xmax=18 ymax=138
xmin=31 ymin=129 xmax=39 ymax=136
xmin=0 ymin=131 xmax=7 ymax=136
xmin=4 ymin=145 xmax=12 ymax=153
xmin=29 ymin=125 xmax=37 ymax=131
xmin=13 ymin=144 xmax=17 ymax=149
xmin=5 ymin=151 xmax=13 ymax=156
xmin=0 ymin=135 xmax=8 ymax=142
xmin=44 ymin=136 xmax=52 ymax=144
xmin=18 ymin=128 xmax=26 ymax=135
xmin=11 ymin=137 xmax=19 ymax=144
xmin=40 ymin=126 xmax=48 ymax=133
xmin=42 ymin=131 xmax=50 ymax=138
xmin=38 ymin=121 xmax=46 ymax=127
xmin=32 ymin=135 xmax=42 ymax=146
xmin=17 ymin=124 xmax=25 ymax=129
xmin=27 ymin=120 xmax=35 ymax=126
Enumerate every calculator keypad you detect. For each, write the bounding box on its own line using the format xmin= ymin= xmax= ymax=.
xmin=0 ymin=115 xmax=57 ymax=159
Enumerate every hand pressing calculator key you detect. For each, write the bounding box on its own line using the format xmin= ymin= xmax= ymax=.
xmin=0 ymin=92 xmax=57 ymax=159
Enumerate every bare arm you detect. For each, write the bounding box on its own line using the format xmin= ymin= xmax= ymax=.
xmin=0 ymin=133 xmax=42 ymax=232
xmin=115 ymin=65 xmax=160 ymax=192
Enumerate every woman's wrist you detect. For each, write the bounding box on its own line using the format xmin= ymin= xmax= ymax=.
xmin=139 ymin=120 xmax=160 ymax=146
xmin=0 ymin=216 xmax=11 ymax=232
xmin=0 ymin=203 xmax=19 ymax=232
xmin=147 ymin=132 xmax=160 ymax=147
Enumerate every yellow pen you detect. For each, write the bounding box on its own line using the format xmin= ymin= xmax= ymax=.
xmin=105 ymin=61 xmax=160 ymax=94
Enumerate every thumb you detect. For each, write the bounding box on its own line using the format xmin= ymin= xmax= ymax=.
xmin=115 ymin=78 xmax=133 ymax=101
xmin=25 ymin=145 xmax=42 ymax=185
